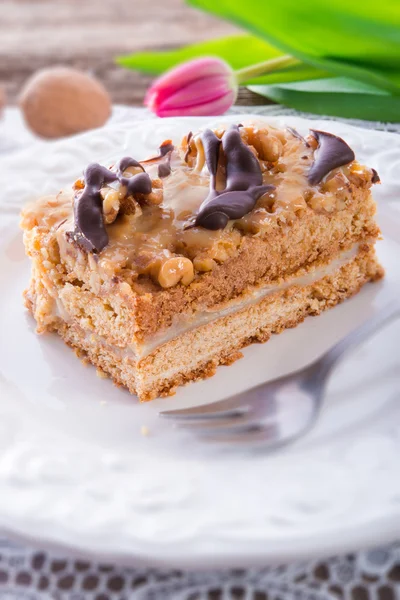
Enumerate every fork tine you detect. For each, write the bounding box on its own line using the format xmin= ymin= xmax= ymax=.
xmin=160 ymin=380 xmax=281 ymax=420
xmin=160 ymin=396 xmax=250 ymax=420
xmin=176 ymin=412 xmax=252 ymax=430
xmin=198 ymin=422 xmax=280 ymax=445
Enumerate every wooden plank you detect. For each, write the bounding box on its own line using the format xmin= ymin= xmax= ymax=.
xmin=1 ymin=0 xmax=271 ymax=106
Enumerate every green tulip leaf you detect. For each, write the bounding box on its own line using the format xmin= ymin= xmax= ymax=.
xmin=248 ymin=78 xmax=400 ymax=122
xmin=187 ymin=0 xmax=400 ymax=94
xmin=117 ymin=34 xmax=328 ymax=84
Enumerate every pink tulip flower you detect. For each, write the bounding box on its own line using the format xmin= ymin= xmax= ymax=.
xmin=145 ymin=57 xmax=238 ymax=117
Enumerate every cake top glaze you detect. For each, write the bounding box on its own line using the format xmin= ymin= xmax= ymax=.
xmin=21 ymin=121 xmax=378 ymax=289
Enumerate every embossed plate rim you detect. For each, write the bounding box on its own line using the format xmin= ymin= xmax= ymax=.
xmin=0 ymin=115 xmax=400 ymax=568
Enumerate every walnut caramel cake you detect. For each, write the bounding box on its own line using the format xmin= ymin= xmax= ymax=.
xmin=21 ymin=123 xmax=383 ymax=401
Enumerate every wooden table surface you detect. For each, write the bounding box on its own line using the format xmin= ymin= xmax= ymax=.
xmin=0 ymin=0 xmax=268 ymax=107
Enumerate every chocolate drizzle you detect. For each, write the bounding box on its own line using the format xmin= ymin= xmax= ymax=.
xmin=159 ymin=141 xmax=174 ymax=157
xmin=68 ymin=164 xmax=117 ymax=253
xmin=222 ymin=126 xmax=266 ymax=190
xmin=117 ymin=157 xmax=144 ymax=174
xmin=157 ymin=162 xmax=172 ymax=178
xmin=371 ymin=168 xmax=381 ymax=184
xmin=194 ymin=126 xmax=275 ymax=230
xmin=69 ymin=158 xmax=152 ymax=253
xmin=120 ymin=171 xmax=152 ymax=196
xmin=157 ymin=147 xmax=173 ymax=179
xmin=308 ymin=130 xmax=355 ymax=185
xmin=140 ymin=140 xmax=174 ymax=179
xmin=116 ymin=157 xmax=152 ymax=196
xmin=140 ymin=140 xmax=174 ymax=163
xmin=195 ymin=187 xmax=273 ymax=230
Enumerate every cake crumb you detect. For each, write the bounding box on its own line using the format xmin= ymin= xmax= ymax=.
xmin=96 ymin=368 xmax=108 ymax=379
xmin=75 ymin=347 xmax=89 ymax=365
xmin=100 ymin=400 xmax=107 ymax=406
xmin=141 ymin=425 xmax=150 ymax=437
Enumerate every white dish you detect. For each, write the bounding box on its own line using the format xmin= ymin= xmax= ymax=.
xmin=0 ymin=115 xmax=400 ymax=569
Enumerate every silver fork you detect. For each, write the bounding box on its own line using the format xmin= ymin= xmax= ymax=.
xmin=160 ymin=302 xmax=400 ymax=448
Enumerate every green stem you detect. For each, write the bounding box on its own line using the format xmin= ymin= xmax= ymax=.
xmin=235 ymin=55 xmax=301 ymax=83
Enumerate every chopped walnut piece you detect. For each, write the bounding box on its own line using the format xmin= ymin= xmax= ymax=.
xmin=193 ymin=256 xmax=216 ymax=272
xmin=142 ymin=188 xmax=163 ymax=206
xmin=259 ymin=135 xmax=283 ymax=162
xmin=306 ymin=134 xmax=319 ymax=149
xmin=193 ymin=135 xmax=206 ymax=173
xmin=122 ymin=165 xmax=144 ymax=178
xmin=120 ymin=195 xmax=142 ymax=216
xmin=322 ymin=171 xmax=350 ymax=195
xmin=100 ymin=188 xmax=121 ymax=224
xmin=155 ymin=256 xmax=194 ymax=288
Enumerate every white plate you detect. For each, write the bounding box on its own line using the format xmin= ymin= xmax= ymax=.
xmin=0 ymin=115 xmax=400 ymax=569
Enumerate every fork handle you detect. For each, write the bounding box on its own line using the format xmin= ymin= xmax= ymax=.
xmin=313 ymin=301 xmax=400 ymax=383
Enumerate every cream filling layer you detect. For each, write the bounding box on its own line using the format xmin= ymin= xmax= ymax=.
xmin=54 ymin=243 xmax=361 ymax=361
xmin=136 ymin=243 xmax=361 ymax=358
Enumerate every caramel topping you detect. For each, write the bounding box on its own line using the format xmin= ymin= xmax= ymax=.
xmin=21 ymin=121 xmax=376 ymax=290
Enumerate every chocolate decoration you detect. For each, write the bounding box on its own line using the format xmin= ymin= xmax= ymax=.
xmin=158 ymin=162 xmax=172 ymax=178
xmin=222 ymin=126 xmax=263 ymax=190
xmin=139 ymin=140 xmax=174 ymax=179
xmin=140 ymin=140 xmax=174 ymax=163
xmin=70 ymin=163 xmax=117 ymax=253
xmin=194 ymin=126 xmax=275 ymax=230
xmin=371 ymin=168 xmax=381 ymax=184
xmin=84 ymin=163 xmax=118 ymax=188
xmin=198 ymin=211 xmax=229 ymax=230
xmin=287 ymin=126 xmax=310 ymax=147
xmin=159 ymin=140 xmax=174 ymax=157
xmin=121 ymin=172 xmax=152 ymax=196
xmin=69 ymin=158 xmax=152 ymax=253
xmin=158 ymin=145 xmax=174 ymax=179
xmin=308 ymin=129 xmax=355 ymax=185
xmin=195 ymin=186 xmax=274 ymax=230
xmin=117 ymin=157 xmax=144 ymax=174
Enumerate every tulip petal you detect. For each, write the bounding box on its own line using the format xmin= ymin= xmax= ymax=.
xmin=145 ymin=57 xmax=232 ymax=102
xmin=155 ymin=89 xmax=236 ymax=117
xmin=159 ymin=75 xmax=231 ymax=110
xmin=145 ymin=56 xmax=237 ymax=117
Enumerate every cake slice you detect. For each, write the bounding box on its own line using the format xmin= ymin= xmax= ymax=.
xmin=21 ymin=122 xmax=383 ymax=401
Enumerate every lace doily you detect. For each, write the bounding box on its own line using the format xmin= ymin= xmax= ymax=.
xmin=0 ymin=105 xmax=399 ymax=599
xmin=0 ymin=537 xmax=399 ymax=599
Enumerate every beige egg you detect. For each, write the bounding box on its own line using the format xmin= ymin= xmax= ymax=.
xmin=19 ymin=67 xmax=111 ymax=139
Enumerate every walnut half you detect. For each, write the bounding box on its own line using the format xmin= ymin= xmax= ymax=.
xmin=100 ymin=188 xmax=121 ymax=224
xmin=155 ymin=256 xmax=194 ymax=288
